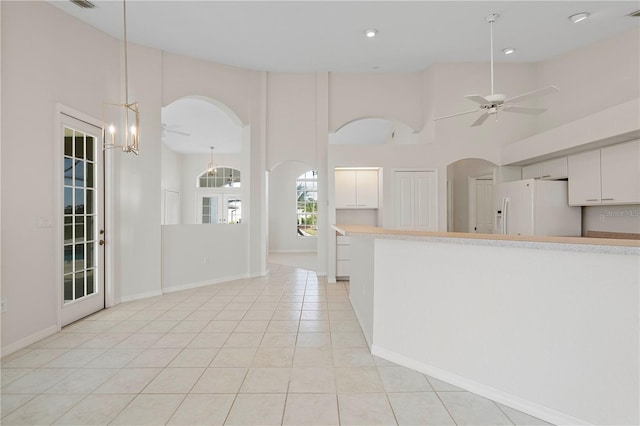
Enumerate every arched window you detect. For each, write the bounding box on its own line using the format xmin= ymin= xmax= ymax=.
xmin=198 ymin=167 xmax=241 ymax=188
xmin=196 ymin=167 xmax=241 ymax=224
xmin=296 ymin=170 xmax=318 ymax=236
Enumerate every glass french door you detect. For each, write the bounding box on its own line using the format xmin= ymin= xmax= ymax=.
xmin=197 ymin=193 xmax=242 ymax=224
xmin=61 ymin=116 xmax=104 ymax=326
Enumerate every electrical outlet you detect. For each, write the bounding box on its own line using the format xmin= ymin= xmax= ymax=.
xmin=1 ymin=300 xmax=6 ymax=313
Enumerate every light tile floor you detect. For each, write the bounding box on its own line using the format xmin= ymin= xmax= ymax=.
xmin=1 ymin=263 xmax=552 ymax=425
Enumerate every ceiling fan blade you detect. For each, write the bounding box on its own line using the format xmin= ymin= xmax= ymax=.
xmin=464 ymin=94 xmax=490 ymax=105
xmin=167 ymin=129 xmax=191 ymax=136
xmin=503 ymin=106 xmax=547 ymax=115
xmin=471 ymin=113 xmax=490 ymax=127
xmin=504 ymin=85 xmax=559 ymax=104
xmin=434 ymin=109 xmax=481 ymax=121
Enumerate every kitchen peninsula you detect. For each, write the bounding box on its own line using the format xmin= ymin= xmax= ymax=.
xmin=334 ymin=224 xmax=639 ymax=426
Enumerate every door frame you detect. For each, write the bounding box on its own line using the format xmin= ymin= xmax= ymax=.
xmin=54 ymin=104 xmax=114 ymax=330
xmin=468 ymin=173 xmax=494 ymax=233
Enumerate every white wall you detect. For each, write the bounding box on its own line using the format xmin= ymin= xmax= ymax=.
xmin=114 ymin=42 xmax=163 ymax=303
xmin=1 ymin=2 xmax=120 ymax=351
xmin=329 ymin=73 xmax=423 ymax=132
xmin=536 ymin=28 xmax=640 ymax=134
xmin=582 ymin=204 xmax=640 ymax=235
xmin=269 ymin=161 xmax=317 ymax=253
xmin=373 ymin=238 xmax=639 ymax=425
xmin=267 ymin=73 xmax=318 ymax=170
xmin=161 ymin=225 xmax=249 ymax=292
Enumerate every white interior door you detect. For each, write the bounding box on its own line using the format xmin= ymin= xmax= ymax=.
xmin=469 ymin=177 xmax=494 ymax=233
xmin=162 ymin=189 xmax=180 ymax=225
xmin=394 ymin=171 xmax=414 ymax=229
xmin=61 ymin=116 xmax=105 ymax=326
xmin=394 ymin=171 xmax=437 ymax=231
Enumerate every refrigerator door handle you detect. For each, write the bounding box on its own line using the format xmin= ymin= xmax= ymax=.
xmin=503 ymin=198 xmax=509 ymax=234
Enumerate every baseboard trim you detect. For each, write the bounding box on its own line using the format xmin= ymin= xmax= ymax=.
xmin=118 ymin=289 xmax=164 ymax=304
xmin=163 ymin=274 xmax=250 ymax=294
xmin=1 ymin=324 xmax=60 ymax=358
xmin=370 ymin=345 xmax=589 ymax=426
xmin=269 ymin=250 xmax=317 ymax=254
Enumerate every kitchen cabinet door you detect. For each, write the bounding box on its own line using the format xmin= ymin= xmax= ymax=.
xmin=335 ymin=170 xmax=357 ymax=208
xmin=355 ymin=170 xmax=379 ymax=208
xmin=542 ymin=157 xmax=568 ymax=180
xmin=600 ymin=140 xmax=640 ymax=204
xmin=568 ymin=150 xmax=601 ymax=205
xmin=522 ymin=163 xmax=543 ymax=180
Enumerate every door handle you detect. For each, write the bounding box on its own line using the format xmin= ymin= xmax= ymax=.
xmin=99 ymin=240 xmax=105 ymax=246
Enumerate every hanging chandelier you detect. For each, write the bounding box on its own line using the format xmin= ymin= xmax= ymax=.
xmin=207 ymin=146 xmax=217 ymax=175
xmin=103 ymin=0 xmax=140 ymax=155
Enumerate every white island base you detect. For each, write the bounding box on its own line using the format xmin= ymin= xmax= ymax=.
xmin=336 ymin=225 xmax=640 ymax=426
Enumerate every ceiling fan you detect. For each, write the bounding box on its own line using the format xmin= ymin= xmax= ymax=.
xmin=435 ymin=13 xmax=559 ymax=127
xmin=161 ymin=123 xmax=191 ymax=137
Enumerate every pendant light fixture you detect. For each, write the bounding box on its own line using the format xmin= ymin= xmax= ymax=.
xmin=207 ymin=146 xmax=216 ymax=175
xmin=103 ymin=0 xmax=140 ymax=155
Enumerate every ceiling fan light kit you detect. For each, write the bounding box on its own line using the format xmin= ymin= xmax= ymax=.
xmin=364 ymin=29 xmax=378 ymax=38
xmin=569 ymin=12 xmax=590 ymax=24
xmin=434 ymin=13 xmax=559 ymax=127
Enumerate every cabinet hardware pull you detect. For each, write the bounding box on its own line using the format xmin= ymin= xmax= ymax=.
xmin=586 ymin=198 xmax=599 ymax=202
xmin=601 ymin=198 xmax=615 ymax=201
xmin=541 ymin=175 xmax=551 ymax=178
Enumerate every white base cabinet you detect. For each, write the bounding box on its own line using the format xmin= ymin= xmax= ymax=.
xmin=336 ymin=235 xmax=350 ymax=279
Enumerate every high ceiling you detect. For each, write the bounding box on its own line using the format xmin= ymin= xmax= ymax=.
xmin=48 ymin=1 xmax=639 ymax=154
xmin=50 ymin=1 xmax=639 ymax=73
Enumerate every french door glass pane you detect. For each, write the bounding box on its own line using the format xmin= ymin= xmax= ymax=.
xmin=63 ymin=126 xmax=98 ymax=305
xmin=75 ymin=161 xmax=84 ymax=186
xmin=64 ymin=158 xmax=73 ymax=185
xmin=75 ymin=188 xmax=84 ymax=214
xmin=75 ymin=271 xmax=85 ymax=298
xmin=86 ymin=136 xmax=94 ymax=161
xmin=87 ymin=269 xmax=94 ymax=295
xmin=86 ymin=190 xmax=94 ymax=214
xmin=64 ymin=188 xmax=73 ymax=214
xmin=64 ymin=245 xmax=73 ymax=274
xmin=64 ymin=275 xmax=73 ymax=301
xmin=87 ymin=163 xmax=94 ymax=188
xmin=75 ymin=134 xmax=84 ymax=159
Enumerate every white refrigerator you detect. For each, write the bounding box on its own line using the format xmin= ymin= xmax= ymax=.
xmin=494 ymin=179 xmax=581 ymax=236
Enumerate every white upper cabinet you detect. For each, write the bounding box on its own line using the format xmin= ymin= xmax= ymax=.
xmin=335 ymin=170 xmax=358 ymax=208
xmin=522 ymin=157 xmax=567 ymax=180
xmin=600 ymin=140 xmax=640 ymax=204
xmin=335 ymin=169 xmax=379 ymax=209
xmin=568 ymin=140 xmax=640 ymax=206
xmin=522 ymin=163 xmax=543 ymax=180
xmin=568 ymin=150 xmax=602 ymax=205
xmin=541 ymin=157 xmax=568 ymax=180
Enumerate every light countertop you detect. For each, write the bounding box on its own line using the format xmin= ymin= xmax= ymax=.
xmin=333 ymin=224 xmax=640 ymax=255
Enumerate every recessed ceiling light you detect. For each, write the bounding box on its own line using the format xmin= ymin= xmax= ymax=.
xmin=568 ymin=12 xmax=590 ymax=23
xmin=364 ymin=29 xmax=378 ymax=38
xmin=502 ymin=48 xmax=515 ymax=55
